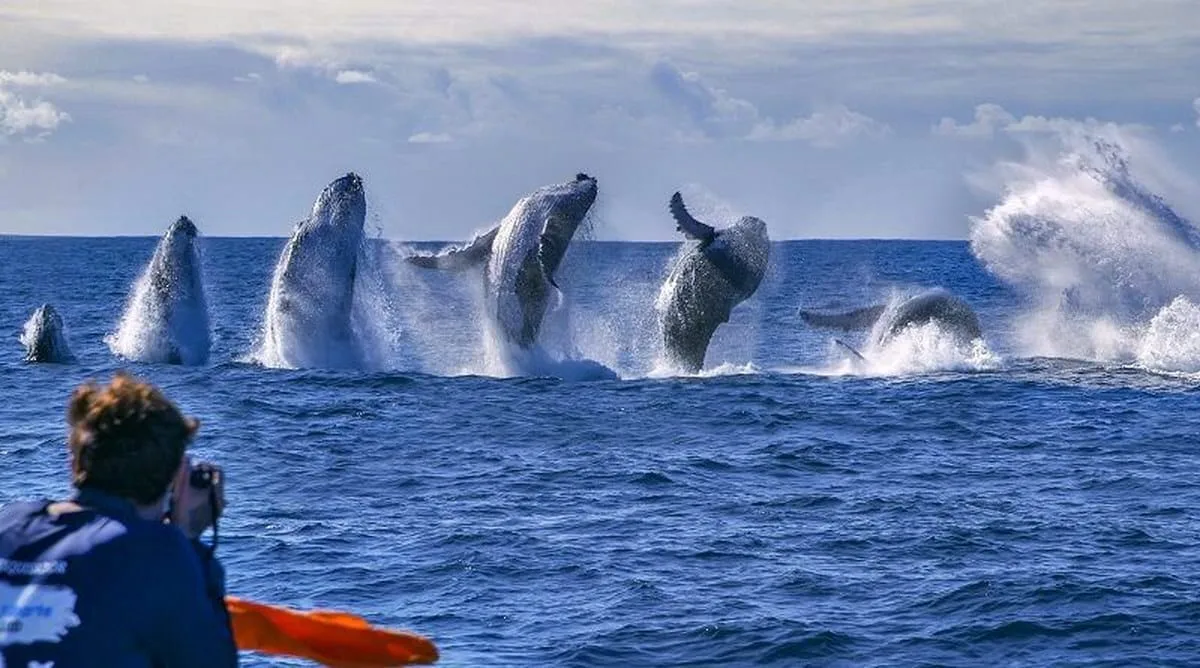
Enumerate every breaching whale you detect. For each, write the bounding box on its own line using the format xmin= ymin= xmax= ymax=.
xmin=259 ymin=172 xmax=368 ymax=369
xmin=107 ymin=216 xmax=210 ymax=365
xmin=405 ymin=173 xmax=598 ymax=349
xmin=19 ymin=304 xmax=76 ymax=363
xmin=799 ymin=287 xmax=984 ymax=358
xmin=656 ymin=192 xmax=770 ymax=374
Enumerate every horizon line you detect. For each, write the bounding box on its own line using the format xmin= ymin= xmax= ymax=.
xmin=0 ymin=233 xmax=970 ymax=243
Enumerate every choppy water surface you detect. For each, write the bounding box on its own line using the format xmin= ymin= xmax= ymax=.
xmin=1 ymin=231 xmax=1198 ymax=667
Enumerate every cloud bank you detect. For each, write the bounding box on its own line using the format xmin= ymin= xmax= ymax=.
xmin=0 ymin=1 xmax=1197 ymax=238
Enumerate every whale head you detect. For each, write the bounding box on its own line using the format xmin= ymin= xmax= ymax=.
xmin=21 ymin=303 xmax=74 ymax=363
xmin=311 ymin=172 xmax=367 ymax=229
xmin=557 ymin=172 xmax=598 ymax=224
xmin=30 ymin=303 xmax=62 ymax=332
xmin=528 ymin=172 xmax=598 ymax=280
xmin=709 ymin=214 xmax=770 ymax=299
xmin=159 ymin=215 xmax=202 ymax=267
xmin=168 ymin=215 xmax=198 ymax=239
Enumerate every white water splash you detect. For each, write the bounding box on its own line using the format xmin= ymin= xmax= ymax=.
xmin=1136 ymin=296 xmax=1200 ymax=374
xmin=851 ymin=321 xmax=1001 ymax=377
xmin=968 ymin=122 xmax=1200 ymax=371
xmin=809 ymin=289 xmax=1003 ymax=378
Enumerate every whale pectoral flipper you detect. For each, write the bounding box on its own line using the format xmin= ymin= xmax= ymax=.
xmin=833 ymin=338 xmax=867 ymax=361
xmin=406 ymin=225 xmax=499 ymax=270
xmin=538 ymin=212 xmax=574 ymax=287
xmin=799 ymin=305 xmax=887 ymax=331
xmin=669 ymin=192 xmax=716 ymax=243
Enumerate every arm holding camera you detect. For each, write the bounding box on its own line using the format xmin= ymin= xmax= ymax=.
xmin=150 ymin=456 xmax=238 ymax=667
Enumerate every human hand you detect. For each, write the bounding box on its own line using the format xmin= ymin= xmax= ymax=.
xmin=169 ymin=455 xmax=225 ymax=540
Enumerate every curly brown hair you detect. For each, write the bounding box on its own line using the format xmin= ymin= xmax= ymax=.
xmin=67 ymin=372 xmax=199 ymax=505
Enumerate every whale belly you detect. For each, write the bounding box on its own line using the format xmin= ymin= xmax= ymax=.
xmin=487 ymin=205 xmax=548 ymax=348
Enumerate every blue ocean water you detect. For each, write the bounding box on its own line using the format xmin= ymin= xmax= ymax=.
xmin=1 ymin=231 xmax=1198 ymax=667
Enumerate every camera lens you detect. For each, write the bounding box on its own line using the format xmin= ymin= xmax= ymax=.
xmin=189 ymin=468 xmax=213 ymax=489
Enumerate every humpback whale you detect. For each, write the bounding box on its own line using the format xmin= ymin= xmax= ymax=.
xmin=800 ymin=288 xmax=984 ymax=356
xmin=259 ymin=172 xmax=368 ymax=369
xmin=405 ymin=173 xmax=598 ymax=349
xmin=19 ymin=304 xmax=76 ymax=363
xmin=656 ymin=192 xmax=770 ymax=373
xmin=107 ymin=216 xmax=210 ymax=365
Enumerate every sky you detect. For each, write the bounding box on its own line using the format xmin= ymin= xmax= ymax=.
xmin=0 ymin=1 xmax=1198 ymax=240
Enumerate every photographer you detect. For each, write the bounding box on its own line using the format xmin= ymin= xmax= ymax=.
xmin=0 ymin=373 xmax=238 ymax=666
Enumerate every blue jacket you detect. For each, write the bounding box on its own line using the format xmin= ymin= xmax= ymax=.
xmin=0 ymin=488 xmax=238 ymax=667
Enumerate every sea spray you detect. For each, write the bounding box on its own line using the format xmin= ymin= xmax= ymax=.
xmin=1136 ymin=296 xmax=1200 ymax=374
xmin=107 ymin=217 xmax=211 ymax=365
xmin=813 ymin=288 xmax=1002 ymax=377
xmin=376 ymin=238 xmax=490 ymax=376
xmin=968 ymin=122 xmax=1200 ymax=368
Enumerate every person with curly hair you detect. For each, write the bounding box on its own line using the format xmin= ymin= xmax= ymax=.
xmin=0 ymin=372 xmax=237 ymax=666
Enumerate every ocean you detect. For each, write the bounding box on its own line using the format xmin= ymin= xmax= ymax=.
xmin=2 ymin=135 xmax=1200 ymax=666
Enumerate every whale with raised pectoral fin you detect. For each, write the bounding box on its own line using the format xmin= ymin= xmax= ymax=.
xmin=405 ymin=173 xmax=598 ymax=349
xmin=656 ymin=192 xmax=770 ymax=374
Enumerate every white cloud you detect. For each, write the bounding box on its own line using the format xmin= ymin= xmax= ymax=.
xmin=4 ymin=1 xmax=1197 ymax=54
xmin=0 ymin=71 xmax=70 ymax=139
xmin=132 ymin=74 xmax=150 ymax=84
xmin=933 ymin=103 xmax=1017 ymax=137
xmin=1171 ymin=123 xmax=1186 ymax=133
xmin=334 ymin=69 xmax=376 ymax=85
xmin=1194 ymin=97 xmax=1200 ymax=128
xmin=933 ymin=103 xmax=1155 ymax=143
xmin=233 ymin=72 xmax=262 ymax=83
xmin=751 ymin=106 xmax=891 ymax=146
xmin=650 ymin=60 xmax=759 ymax=140
xmin=0 ymin=71 xmax=67 ymax=87
xmin=651 ymin=61 xmax=887 ymax=146
xmin=408 ymin=131 xmax=452 ymax=143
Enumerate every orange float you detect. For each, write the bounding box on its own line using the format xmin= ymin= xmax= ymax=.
xmin=226 ymin=596 xmax=439 ymax=667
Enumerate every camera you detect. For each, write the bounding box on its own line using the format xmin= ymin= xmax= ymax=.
xmin=189 ymin=466 xmax=215 ymax=490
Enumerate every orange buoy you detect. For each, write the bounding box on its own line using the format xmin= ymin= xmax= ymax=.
xmin=226 ymin=596 xmax=439 ymax=667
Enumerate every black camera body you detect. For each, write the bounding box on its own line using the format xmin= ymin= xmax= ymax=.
xmin=189 ymin=467 xmax=214 ymax=490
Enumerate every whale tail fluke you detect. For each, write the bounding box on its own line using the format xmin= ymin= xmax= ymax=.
xmin=800 ymin=304 xmax=887 ymax=331
xmin=669 ymin=192 xmax=716 ymax=243
xmin=406 ymin=226 xmax=498 ymax=270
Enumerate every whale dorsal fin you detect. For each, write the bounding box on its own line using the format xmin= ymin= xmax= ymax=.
xmin=406 ymin=225 xmax=498 ymax=270
xmin=669 ymin=192 xmax=716 ymax=243
xmin=799 ymin=304 xmax=886 ymax=331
